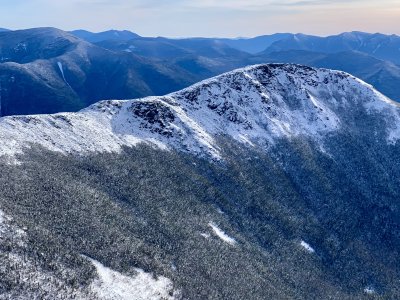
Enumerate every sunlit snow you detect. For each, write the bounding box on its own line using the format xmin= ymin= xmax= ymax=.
xmin=300 ymin=240 xmax=315 ymax=253
xmin=88 ymin=258 xmax=177 ymax=300
xmin=208 ymin=222 xmax=236 ymax=245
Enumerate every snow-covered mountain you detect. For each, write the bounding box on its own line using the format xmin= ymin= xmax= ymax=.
xmin=1 ymin=63 xmax=399 ymax=161
xmin=1 ymin=64 xmax=400 ymax=299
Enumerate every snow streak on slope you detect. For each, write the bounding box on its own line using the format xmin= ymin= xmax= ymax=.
xmin=208 ymin=222 xmax=237 ymax=245
xmin=300 ymin=240 xmax=315 ymax=253
xmin=0 ymin=63 xmax=400 ymax=162
xmin=0 ymin=210 xmax=4 ymax=226
xmin=57 ymin=61 xmax=70 ymax=86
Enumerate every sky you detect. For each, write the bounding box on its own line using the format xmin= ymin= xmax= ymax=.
xmin=0 ymin=0 xmax=399 ymax=37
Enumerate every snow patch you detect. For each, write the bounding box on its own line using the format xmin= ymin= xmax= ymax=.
xmin=208 ymin=222 xmax=236 ymax=245
xmin=57 ymin=62 xmax=70 ymax=86
xmin=364 ymin=286 xmax=376 ymax=295
xmin=124 ymin=45 xmax=136 ymax=52
xmin=300 ymin=240 xmax=315 ymax=253
xmin=200 ymin=233 xmax=211 ymax=239
xmin=372 ymin=44 xmax=381 ymax=54
xmin=0 ymin=210 xmax=5 ymax=235
xmin=88 ymin=258 xmax=177 ymax=300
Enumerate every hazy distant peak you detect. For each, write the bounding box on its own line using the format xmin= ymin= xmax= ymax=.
xmin=70 ymin=29 xmax=140 ymax=43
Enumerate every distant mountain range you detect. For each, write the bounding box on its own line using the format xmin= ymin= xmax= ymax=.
xmin=263 ymin=32 xmax=400 ymax=65
xmin=0 ymin=27 xmax=400 ymax=116
xmin=215 ymin=33 xmax=294 ymax=54
xmin=69 ymin=30 xmax=293 ymax=54
xmin=71 ymin=29 xmax=400 ymax=64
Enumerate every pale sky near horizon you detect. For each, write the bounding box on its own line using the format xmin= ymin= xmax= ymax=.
xmin=0 ymin=0 xmax=399 ymax=37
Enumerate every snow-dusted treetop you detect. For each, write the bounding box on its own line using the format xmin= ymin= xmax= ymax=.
xmin=1 ymin=63 xmax=399 ymax=161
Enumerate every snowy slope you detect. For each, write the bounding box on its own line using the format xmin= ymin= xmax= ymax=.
xmin=1 ymin=63 xmax=400 ymax=162
xmin=0 ymin=208 xmax=178 ymax=300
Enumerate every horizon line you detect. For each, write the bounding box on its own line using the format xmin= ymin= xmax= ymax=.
xmin=1 ymin=26 xmax=399 ymax=39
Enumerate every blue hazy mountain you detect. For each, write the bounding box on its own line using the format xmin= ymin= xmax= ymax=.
xmin=95 ymin=37 xmax=253 ymax=79
xmin=263 ymin=32 xmax=400 ymax=64
xmin=70 ymin=29 xmax=141 ymax=43
xmin=0 ymin=28 xmax=200 ymax=116
xmin=214 ymin=33 xmax=293 ymax=54
xmin=104 ymin=37 xmax=252 ymax=59
xmin=74 ymin=31 xmax=292 ymax=55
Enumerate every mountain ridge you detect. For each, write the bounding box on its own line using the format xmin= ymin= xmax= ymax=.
xmin=1 ymin=63 xmax=399 ymax=162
